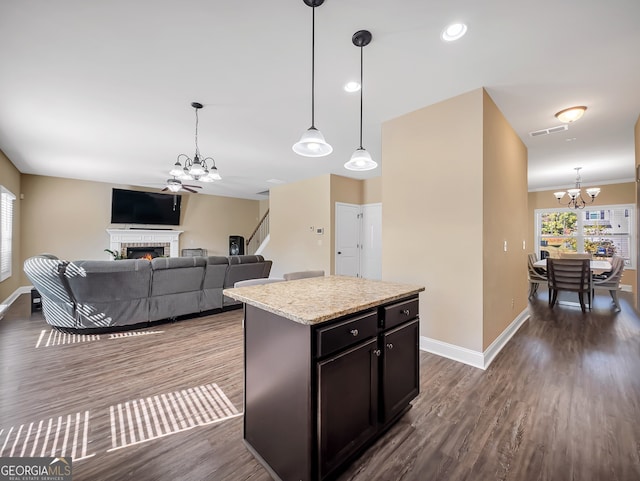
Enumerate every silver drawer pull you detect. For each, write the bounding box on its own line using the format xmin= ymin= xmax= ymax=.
xmin=350 ymin=329 xmax=359 ymax=336
xmin=386 ymin=343 xmax=394 ymax=350
xmin=402 ymin=309 xmax=410 ymax=316
xmin=374 ymin=349 xmax=381 ymax=357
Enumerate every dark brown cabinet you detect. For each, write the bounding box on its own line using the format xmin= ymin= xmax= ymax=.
xmin=381 ymin=319 xmax=419 ymax=422
xmin=243 ymin=294 xmax=420 ymax=481
xmin=318 ymin=337 xmax=379 ymax=479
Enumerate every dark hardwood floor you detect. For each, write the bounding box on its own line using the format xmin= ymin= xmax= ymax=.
xmin=1 ymin=290 xmax=639 ymax=481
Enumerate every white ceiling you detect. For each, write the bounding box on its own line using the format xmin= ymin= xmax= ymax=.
xmin=1 ymin=0 xmax=639 ymax=200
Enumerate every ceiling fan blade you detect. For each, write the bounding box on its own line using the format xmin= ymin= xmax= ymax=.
xmin=183 ymin=187 xmax=198 ymax=193
xmin=183 ymin=184 xmax=202 ymax=189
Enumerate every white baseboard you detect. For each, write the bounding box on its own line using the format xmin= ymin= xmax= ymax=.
xmin=419 ymin=308 xmax=530 ymax=370
xmin=0 ymin=285 xmax=33 ymax=319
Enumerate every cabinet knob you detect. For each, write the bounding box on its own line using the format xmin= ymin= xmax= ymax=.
xmin=350 ymin=329 xmax=359 ymax=336
xmin=373 ymin=349 xmax=381 ymax=357
xmin=386 ymin=343 xmax=394 ymax=350
xmin=402 ymin=309 xmax=410 ymax=316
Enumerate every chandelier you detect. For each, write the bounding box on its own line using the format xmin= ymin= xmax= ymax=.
xmin=169 ymin=102 xmax=221 ymax=183
xmin=553 ymin=167 xmax=600 ymax=209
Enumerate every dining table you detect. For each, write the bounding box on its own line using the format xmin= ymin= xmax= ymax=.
xmin=534 ymin=258 xmax=612 ymax=274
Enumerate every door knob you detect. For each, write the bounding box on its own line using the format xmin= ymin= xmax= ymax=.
xmin=350 ymin=329 xmax=359 ymax=336
xmin=386 ymin=343 xmax=394 ymax=349
xmin=338 ymin=251 xmax=342 ymax=254
xmin=373 ymin=349 xmax=381 ymax=357
xmin=402 ymin=309 xmax=410 ymax=316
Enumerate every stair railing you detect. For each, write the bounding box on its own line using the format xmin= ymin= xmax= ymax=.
xmin=246 ymin=209 xmax=269 ymax=255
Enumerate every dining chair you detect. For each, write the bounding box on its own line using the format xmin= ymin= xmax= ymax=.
xmin=592 ymin=256 xmax=625 ymax=311
xmin=234 ymin=278 xmax=285 ymax=287
xmin=527 ymin=253 xmax=547 ymax=298
xmin=283 ymin=270 xmax=325 ymax=281
xmin=560 ymin=252 xmax=592 ymax=259
xmin=547 ymin=258 xmax=592 ymax=312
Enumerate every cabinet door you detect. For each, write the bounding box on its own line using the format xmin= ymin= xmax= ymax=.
xmin=317 ymin=338 xmax=379 ymax=479
xmin=381 ymin=319 xmax=419 ymax=422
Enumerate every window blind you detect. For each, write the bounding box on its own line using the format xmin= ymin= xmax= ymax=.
xmin=0 ymin=186 xmax=16 ymax=282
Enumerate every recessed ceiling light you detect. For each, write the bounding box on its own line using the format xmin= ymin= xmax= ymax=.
xmin=555 ymin=106 xmax=587 ymax=123
xmin=344 ymin=81 xmax=361 ymax=92
xmin=442 ymin=23 xmax=467 ymax=41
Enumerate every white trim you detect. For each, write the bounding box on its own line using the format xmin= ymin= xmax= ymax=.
xmin=482 ymin=308 xmax=530 ymax=369
xmin=419 ymin=308 xmax=530 ymax=370
xmin=0 ymin=285 xmax=33 ymax=319
xmin=528 ymin=177 xmax=634 ymax=193
xmin=254 ymin=233 xmax=270 ymax=256
xmin=419 ymin=336 xmax=485 ymax=369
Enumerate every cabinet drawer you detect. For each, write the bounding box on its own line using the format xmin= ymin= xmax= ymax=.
xmin=316 ymin=311 xmax=378 ymax=358
xmin=381 ymin=297 xmax=419 ymax=329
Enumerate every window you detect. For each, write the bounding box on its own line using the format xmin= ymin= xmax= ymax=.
xmin=0 ymin=185 xmax=16 ymax=282
xmin=535 ymin=204 xmax=635 ymax=269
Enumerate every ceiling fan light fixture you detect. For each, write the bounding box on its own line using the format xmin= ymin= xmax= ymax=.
xmin=555 ymin=106 xmax=587 ymax=123
xmin=166 ymin=178 xmax=183 ymax=193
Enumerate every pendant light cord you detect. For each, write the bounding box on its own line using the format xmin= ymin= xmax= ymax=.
xmin=359 ymin=44 xmax=363 ymax=149
xmin=311 ymin=4 xmax=316 ymax=128
xmin=194 ymin=107 xmax=200 ymax=157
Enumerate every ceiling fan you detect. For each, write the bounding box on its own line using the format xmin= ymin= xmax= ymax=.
xmin=162 ymin=177 xmax=202 ymax=194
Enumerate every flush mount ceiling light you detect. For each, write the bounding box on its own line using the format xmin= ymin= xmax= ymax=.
xmin=169 ymin=102 xmax=222 ymax=183
xmin=555 ymin=106 xmax=587 ymax=123
xmin=442 ymin=22 xmax=467 ymax=41
xmin=345 ymin=30 xmax=377 ymax=172
xmin=553 ymin=167 xmax=600 ymax=209
xmin=293 ymin=0 xmax=332 ymax=157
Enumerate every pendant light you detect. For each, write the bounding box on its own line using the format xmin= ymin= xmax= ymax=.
xmin=344 ymin=30 xmax=377 ymax=171
xmin=292 ymin=0 xmax=333 ymax=157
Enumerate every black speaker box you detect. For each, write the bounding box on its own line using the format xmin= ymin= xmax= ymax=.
xmin=229 ymin=235 xmax=245 ymax=255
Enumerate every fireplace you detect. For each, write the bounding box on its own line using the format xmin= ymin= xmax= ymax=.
xmin=127 ymin=246 xmax=165 ymax=260
xmin=106 ymin=229 xmax=183 ymax=259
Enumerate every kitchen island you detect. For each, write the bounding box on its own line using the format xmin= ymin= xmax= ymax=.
xmin=224 ymin=275 xmax=425 ymax=481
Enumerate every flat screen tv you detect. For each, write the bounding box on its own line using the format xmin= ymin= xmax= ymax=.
xmin=111 ymin=188 xmax=181 ymax=226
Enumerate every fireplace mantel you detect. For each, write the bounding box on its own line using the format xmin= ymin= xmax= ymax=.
xmin=106 ymin=229 xmax=184 ymax=258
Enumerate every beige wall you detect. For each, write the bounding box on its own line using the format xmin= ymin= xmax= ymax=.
xmin=382 ymin=89 xmax=485 ymax=352
xmin=19 ymin=175 xmax=260 ymax=285
xmin=528 ymin=182 xmax=637 ymax=293
xmin=262 ymin=175 xmax=332 ymax=278
xmin=481 ymin=90 xmax=528 ymax=350
xmin=363 ymin=177 xmax=382 ymax=205
xmin=262 ymin=174 xmax=379 ymax=278
xmin=0 ymin=150 xmax=21 ymax=303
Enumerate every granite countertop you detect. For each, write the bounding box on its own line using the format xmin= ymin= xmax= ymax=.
xmin=223 ymin=275 xmax=425 ymax=325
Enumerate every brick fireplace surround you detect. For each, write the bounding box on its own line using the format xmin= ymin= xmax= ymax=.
xmin=106 ymin=229 xmax=183 ymax=259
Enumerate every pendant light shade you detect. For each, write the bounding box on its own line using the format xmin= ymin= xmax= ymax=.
xmin=293 ymin=127 xmax=333 ymax=157
xmin=293 ymin=0 xmax=332 ymax=157
xmin=344 ymin=30 xmax=377 ymax=172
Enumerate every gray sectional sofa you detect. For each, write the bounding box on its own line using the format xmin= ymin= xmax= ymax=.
xmin=24 ymin=254 xmax=272 ymax=332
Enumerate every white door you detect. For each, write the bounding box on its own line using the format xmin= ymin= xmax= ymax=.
xmin=335 ymin=203 xmax=360 ymax=277
xmin=360 ymin=203 xmax=382 ymax=280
